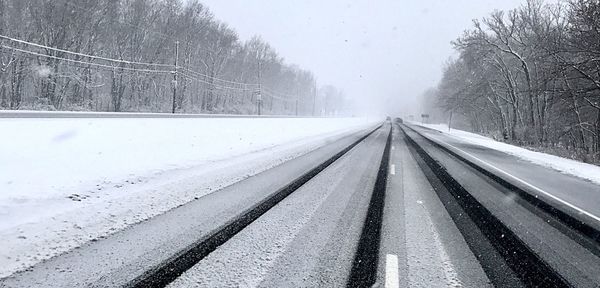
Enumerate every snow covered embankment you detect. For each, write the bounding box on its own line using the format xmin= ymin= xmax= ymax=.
xmin=414 ymin=122 xmax=600 ymax=186
xmin=0 ymin=116 xmax=377 ymax=278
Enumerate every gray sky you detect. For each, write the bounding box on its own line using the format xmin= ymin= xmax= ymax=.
xmin=200 ymin=0 xmax=526 ymax=116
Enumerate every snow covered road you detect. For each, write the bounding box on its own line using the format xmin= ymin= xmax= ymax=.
xmin=2 ymin=122 xmax=491 ymax=288
xmin=3 ymin=119 xmax=600 ymax=287
xmin=402 ymin=123 xmax=600 ymax=287
xmin=0 ymin=115 xmax=376 ymax=278
xmin=407 ymin=123 xmax=600 ymax=228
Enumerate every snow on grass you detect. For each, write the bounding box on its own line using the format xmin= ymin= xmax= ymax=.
xmin=414 ymin=122 xmax=600 ymax=185
xmin=0 ymin=116 xmax=377 ymax=278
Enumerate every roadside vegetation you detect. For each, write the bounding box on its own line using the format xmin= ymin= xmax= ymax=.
xmin=0 ymin=0 xmax=347 ymax=115
xmin=424 ymin=0 xmax=600 ymax=164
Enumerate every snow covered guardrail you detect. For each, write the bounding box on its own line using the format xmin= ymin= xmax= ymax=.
xmin=400 ymin=123 xmax=600 ymax=242
xmin=0 ymin=110 xmax=326 ymax=118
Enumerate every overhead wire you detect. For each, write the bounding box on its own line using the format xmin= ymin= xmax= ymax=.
xmin=0 ymin=32 xmax=296 ymax=98
xmin=179 ymin=67 xmax=259 ymax=88
xmin=2 ymin=43 xmax=256 ymax=92
xmin=0 ymin=36 xmax=252 ymax=88
xmin=262 ymin=86 xmax=298 ymax=102
xmin=14 ymin=0 xmax=287 ymax=94
xmin=0 ymin=35 xmax=172 ymax=68
xmin=1 ymin=45 xmax=173 ymax=74
xmin=179 ymin=73 xmax=255 ymax=92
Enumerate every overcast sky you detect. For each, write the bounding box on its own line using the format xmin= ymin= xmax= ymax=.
xmin=200 ymin=0 xmax=526 ymax=116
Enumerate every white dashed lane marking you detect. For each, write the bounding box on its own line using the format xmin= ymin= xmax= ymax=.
xmin=386 ymin=254 xmax=399 ymax=288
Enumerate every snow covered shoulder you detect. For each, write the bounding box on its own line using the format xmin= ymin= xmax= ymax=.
xmin=0 ymin=114 xmax=377 ymax=278
xmin=412 ymin=122 xmax=600 ymax=186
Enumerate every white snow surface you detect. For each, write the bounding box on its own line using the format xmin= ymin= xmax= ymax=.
xmin=414 ymin=122 xmax=600 ymax=185
xmin=0 ymin=116 xmax=377 ymax=278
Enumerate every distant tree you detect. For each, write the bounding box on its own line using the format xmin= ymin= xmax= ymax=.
xmin=0 ymin=0 xmax=333 ymax=115
xmin=430 ymin=0 xmax=600 ymax=162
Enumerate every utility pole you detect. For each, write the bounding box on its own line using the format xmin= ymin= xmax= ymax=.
xmin=171 ymin=41 xmax=179 ymax=114
xmin=256 ymin=60 xmax=262 ymax=116
xmin=295 ymin=97 xmax=299 ymax=116
xmin=448 ymin=110 xmax=453 ymax=132
xmin=312 ymin=78 xmax=317 ymax=116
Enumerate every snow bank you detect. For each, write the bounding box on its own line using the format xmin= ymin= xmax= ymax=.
xmin=1 ymin=117 xmax=373 ymax=203
xmin=414 ymin=122 xmax=600 ymax=185
xmin=0 ymin=116 xmax=377 ymax=277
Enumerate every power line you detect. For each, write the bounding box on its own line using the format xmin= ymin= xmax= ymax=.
xmin=22 ymin=0 xmax=314 ymax=110
xmin=2 ymin=34 xmax=262 ymax=89
xmin=0 ymin=34 xmax=172 ymax=68
xmin=179 ymin=73 xmax=254 ymax=92
xmin=2 ymin=45 xmax=258 ymax=95
xmin=262 ymin=86 xmax=298 ymax=101
xmin=180 ymin=67 xmax=259 ymax=88
xmin=1 ymin=36 xmax=301 ymax=102
xmin=262 ymin=90 xmax=297 ymax=102
xmin=1 ymin=45 xmax=172 ymax=74
xmin=3 ymin=43 xmax=257 ymax=92
xmin=51 ymin=0 xmax=255 ymax=70
xmin=54 ymin=0 xmax=260 ymax=68
xmin=0 ymin=35 xmax=256 ymax=89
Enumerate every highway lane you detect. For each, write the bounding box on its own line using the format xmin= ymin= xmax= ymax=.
xmin=403 ymin=124 xmax=600 ymax=287
xmin=170 ymin=122 xmax=492 ymax=287
xmin=4 ymin=119 xmax=598 ymax=287
xmin=377 ymin=124 xmax=490 ymax=288
xmin=408 ymin=124 xmax=600 ymax=228
xmin=169 ymin=123 xmax=389 ymax=287
xmin=0 ymin=125 xmax=378 ymax=288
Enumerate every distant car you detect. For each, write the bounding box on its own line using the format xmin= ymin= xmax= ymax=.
xmin=394 ymin=117 xmax=403 ymax=124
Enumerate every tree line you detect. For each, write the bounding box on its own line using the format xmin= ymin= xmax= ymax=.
xmin=426 ymin=0 xmax=600 ymax=163
xmin=0 ymin=0 xmax=346 ymax=115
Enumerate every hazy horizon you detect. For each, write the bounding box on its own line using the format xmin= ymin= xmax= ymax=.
xmin=199 ymin=0 xmax=526 ymax=117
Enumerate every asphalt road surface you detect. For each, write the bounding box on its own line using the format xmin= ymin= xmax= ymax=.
xmin=2 ymin=121 xmax=599 ymax=287
xmin=408 ymin=124 xmax=600 ymax=226
xmin=402 ymin=124 xmax=600 ymax=288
